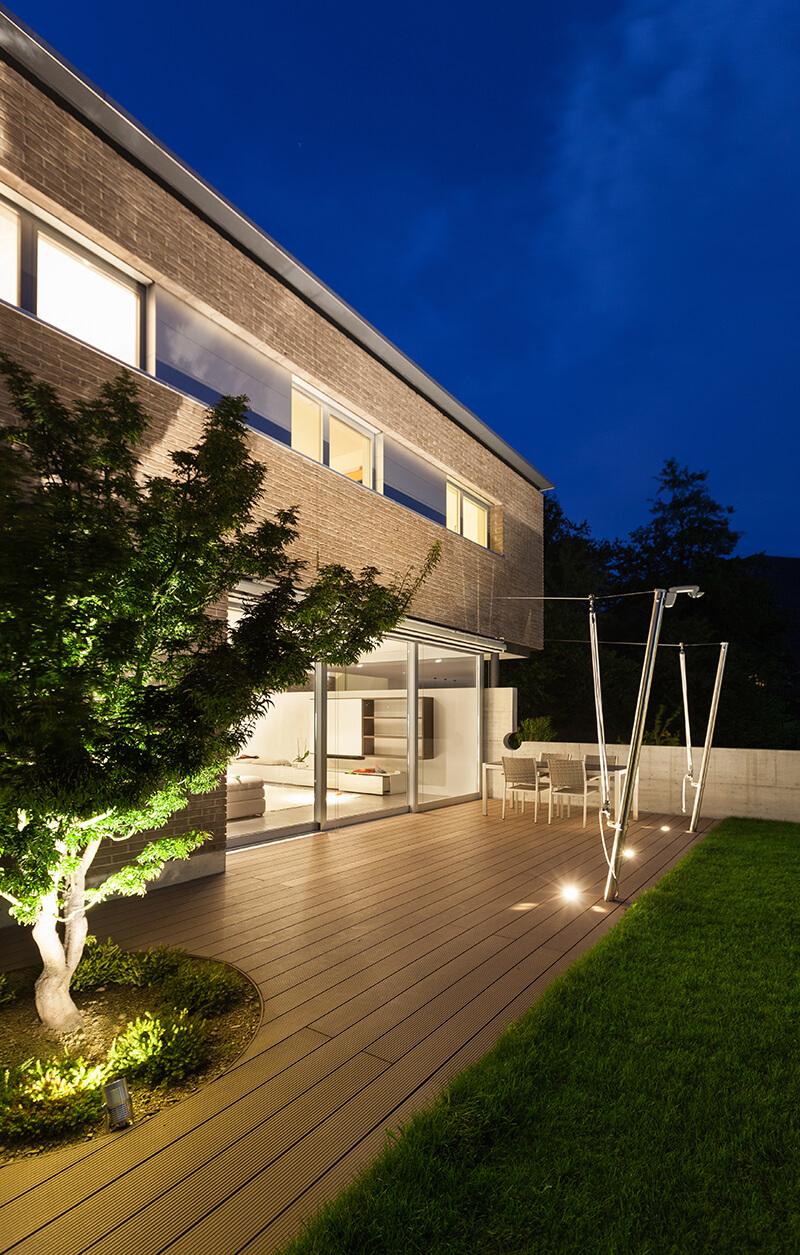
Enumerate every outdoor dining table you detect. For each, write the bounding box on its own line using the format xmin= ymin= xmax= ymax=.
xmin=481 ymin=758 xmax=638 ymax=819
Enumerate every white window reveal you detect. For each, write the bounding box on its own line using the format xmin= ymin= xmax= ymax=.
xmin=37 ymin=233 xmax=140 ymax=367
xmin=0 ymin=201 xmax=20 ymax=305
xmin=291 ymin=385 xmax=375 ymax=490
xmin=290 ymin=388 xmax=323 ymax=461
xmin=446 ymin=482 xmax=490 ymax=548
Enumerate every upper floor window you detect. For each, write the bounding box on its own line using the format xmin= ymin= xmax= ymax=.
xmin=0 ymin=192 xmax=144 ymax=368
xmin=447 ymin=482 xmax=490 ymax=548
xmin=37 ymin=233 xmax=140 ymax=366
xmin=291 ymin=385 xmax=374 ymax=489
xmin=0 ymin=201 xmax=19 ymax=305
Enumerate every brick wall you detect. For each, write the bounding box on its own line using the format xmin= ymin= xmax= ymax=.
xmin=0 ymin=59 xmax=544 ymax=651
xmin=87 ymin=780 xmax=228 ymax=888
xmin=0 ymin=54 xmax=547 ymax=893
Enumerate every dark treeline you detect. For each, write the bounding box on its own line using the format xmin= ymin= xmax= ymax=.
xmin=501 ymin=460 xmax=799 ymax=750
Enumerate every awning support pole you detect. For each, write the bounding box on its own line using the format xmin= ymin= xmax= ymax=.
xmin=604 ymin=589 xmax=667 ymax=901
xmin=688 ymin=641 xmax=728 ymax=834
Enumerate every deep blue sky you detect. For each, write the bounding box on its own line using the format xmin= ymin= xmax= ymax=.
xmin=8 ymin=0 xmax=800 ymax=557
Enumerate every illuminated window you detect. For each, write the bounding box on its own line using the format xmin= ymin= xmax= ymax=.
xmin=446 ymin=482 xmax=490 ymax=548
xmin=37 ymin=234 xmax=140 ymax=366
xmin=291 ymin=385 xmax=374 ymax=489
xmin=330 ymin=414 xmax=372 ymax=487
xmin=0 ymin=192 xmax=144 ymax=367
xmin=0 ymin=201 xmax=19 ymax=305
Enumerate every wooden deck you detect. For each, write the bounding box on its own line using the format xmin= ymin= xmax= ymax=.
xmin=0 ymin=802 xmax=715 ymax=1254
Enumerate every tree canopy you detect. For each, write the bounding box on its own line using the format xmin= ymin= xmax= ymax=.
xmin=0 ymin=357 xmax=437 ymax=1030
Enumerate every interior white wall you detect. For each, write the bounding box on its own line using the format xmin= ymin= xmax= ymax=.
xmin=419 ymin=687 xmax=479 ymax=799
xmin=240 ymin=692 xmax=313 ymax=762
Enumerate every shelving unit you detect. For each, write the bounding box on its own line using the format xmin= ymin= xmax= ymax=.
xmin=361 ymin=695 xmax=434 ymax=760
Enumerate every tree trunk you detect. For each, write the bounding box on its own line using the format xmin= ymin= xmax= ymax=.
xmin=32 ymin=891 xmax=85 ymax=1034
xmin=30 ymin=838 xmax=98 ymax=1033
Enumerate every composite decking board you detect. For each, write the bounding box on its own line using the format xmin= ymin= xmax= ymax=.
xmin=246 ymin=858 xmax=599 ymax=1024
xmin=122 ymin=910 xmax=625 ymax=1255
xmin=77 ymin=818 xmax=543 ymax=963
xmin=6 ymin=1049 xmax=389 ymax=1255
xmin=255 ymin=930 xmax=626 ymax=1255
xmin=340 ymin=922 xmax=601 ymax=1066
xmin=245 ymin=851 xmax=579 ymax=988
xmin=0 ymin=808 xmax=714 ymax=1254
xmin=248 ymin=854 xmax=577 ymax=993
xmin=220 ymin=841 xmax=556 ymax=962
xmin=219 ymin=845 xmax=575 ymax=979
xmin=16 ymin=920 xmax=615 ymax=1250
xmin=0 ymin=1026 xmax=344 ymax=1240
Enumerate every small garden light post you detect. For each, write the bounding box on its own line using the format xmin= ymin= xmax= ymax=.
xmin=103 ymin=1077 xmax=134 ymax=1130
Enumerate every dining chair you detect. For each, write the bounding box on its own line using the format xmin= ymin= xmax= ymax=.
xmin=501 ymin=756 xmax=548 ymax=822
xmin=546 ymin=757 xmax=601 ymax=828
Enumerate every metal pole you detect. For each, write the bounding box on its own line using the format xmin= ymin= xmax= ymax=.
xmin=407 ymin=641 xmax=419 ymax=811
xmin=313 ymin=662 xmax=327 ymax=827
xmin=604 ymin=589 xmax=668 ymax=901
xmin=689 ymin=642 xmax=728 ymax=833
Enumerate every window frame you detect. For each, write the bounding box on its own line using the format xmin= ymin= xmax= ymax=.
xmin=446 ymin=480 xmax=491 ymax=549
xmin=0 ymin=189 xmax=147 ymax=369
xmin=291 ymin=381 xmax=379 ymax=491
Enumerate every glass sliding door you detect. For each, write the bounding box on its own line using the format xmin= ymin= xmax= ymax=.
xmin=227 ymin=670 xmax=318 ymax=843
xmin=227 ymin=596 xmax=320 ymax=844
xmin=417 ymin=645 xmax=481 ymax=807
xmin=326 ymin=640 xmax=409 ymax=826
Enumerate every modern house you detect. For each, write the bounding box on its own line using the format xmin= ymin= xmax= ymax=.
xmin=0 ymin=7 xmax=552 ymax=888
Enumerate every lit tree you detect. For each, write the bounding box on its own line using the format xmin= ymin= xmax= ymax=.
xmin=0 ymin=357 xmax=437 ymax=1032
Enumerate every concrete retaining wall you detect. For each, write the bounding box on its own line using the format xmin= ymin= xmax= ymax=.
xmin=497 ymin=741 xmax=800 ymax=823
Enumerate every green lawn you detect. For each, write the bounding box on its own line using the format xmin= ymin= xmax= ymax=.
xmin=279 ymin=818 xmax=800 ymax=1255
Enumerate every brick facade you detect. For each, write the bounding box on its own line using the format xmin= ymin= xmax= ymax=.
xmin=0 ymin=29 xmax=549 ymax=895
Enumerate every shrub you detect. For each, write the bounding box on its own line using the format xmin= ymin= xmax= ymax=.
xmin=518 ymin=715 xmax=557 ymax=742
xmin=507 ymin=715 xmax=557 ymax=749
xmin=136 ymin=944 xmax=188 ymax=986
xmin=107 ymin=1009 xmax=207 ymax=1083
xmin=72 ymin=939 xmax=191 ymax=991
xmin=160 ymin=959 xmax=245 ymax=1017
xmin=0 ymin=1054 xmax=105 ymax=1141
xmin=71 ymin=937 xmax=143 ymax=990
xmin=642 ymin=705 xmax=682 ymax=745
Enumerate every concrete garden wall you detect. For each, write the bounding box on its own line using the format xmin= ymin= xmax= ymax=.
xmin=496 ymin=740 xmax=800 ymax=822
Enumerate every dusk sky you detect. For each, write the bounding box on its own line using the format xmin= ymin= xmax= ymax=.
xmin=8 ymin=0 xmax=800 ymax=557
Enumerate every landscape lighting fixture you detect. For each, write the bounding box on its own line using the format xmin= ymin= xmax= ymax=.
xmin=103 ymin=1076 xmax=134 ymax=1130
xmin=562 ymin=885 xmax=580 ymax=902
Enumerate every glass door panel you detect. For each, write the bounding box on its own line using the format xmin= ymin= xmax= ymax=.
xmin=326 ymin=640 xmax=408 ymax=825
xmin=418 ymin=645 xmax=480 ymax=805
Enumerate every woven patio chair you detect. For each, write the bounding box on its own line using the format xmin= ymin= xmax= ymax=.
xmin=546 ymin=757 xmax=601 ymax=828
xmin=501 ymin=756 xmax=549 ymax=822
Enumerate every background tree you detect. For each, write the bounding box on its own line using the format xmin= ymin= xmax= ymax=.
xmin=621 ymin=457 xmax=742 ymax=588
xmin=503 ymin=495 xmax=641 ymax=742
xmin=0 ymin=357 xmax=437 ymax=1033
xmin=503 ymin=466 xmax=798 ymax=750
